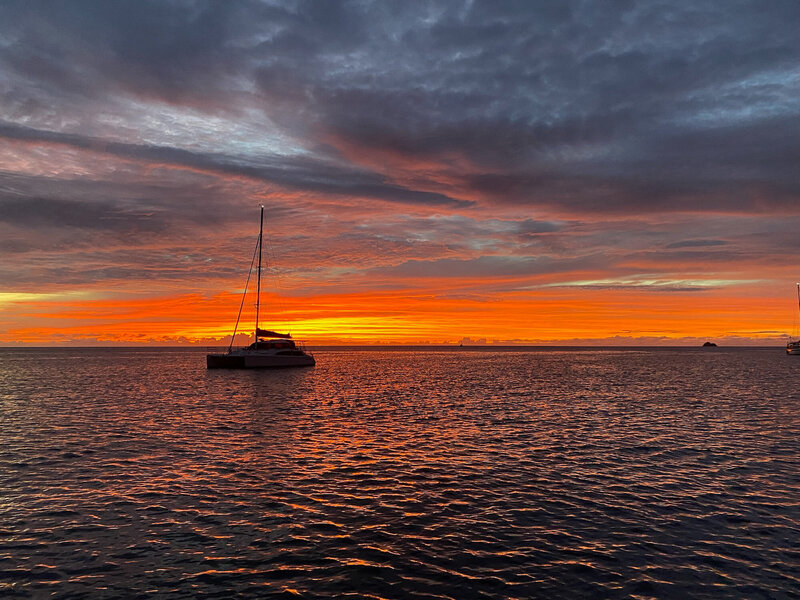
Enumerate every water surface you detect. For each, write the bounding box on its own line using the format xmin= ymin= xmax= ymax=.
xmin=1 ymin=347 xmax=799 ymax=598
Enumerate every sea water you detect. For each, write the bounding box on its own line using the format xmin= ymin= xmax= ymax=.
xmin=1 ymin=347 xmax=799 ymax=599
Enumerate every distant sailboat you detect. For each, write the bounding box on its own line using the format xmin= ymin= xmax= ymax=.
xmin=206 ymin=206 xmax=315 ymax=369
xmin=787 ymin=283 xmax=800 ymax=355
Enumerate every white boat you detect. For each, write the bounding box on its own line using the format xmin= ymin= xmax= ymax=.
xmin=207 ymin=337 xmax=315 ymax=368
xmin=207 ymin=207 xmax=315 ymax=369
xmin=787 ymin=283 xmax=800 ymax=355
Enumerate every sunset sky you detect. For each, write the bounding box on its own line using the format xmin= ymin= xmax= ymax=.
xmin=1 ymin=0 xmax=798 ymax=345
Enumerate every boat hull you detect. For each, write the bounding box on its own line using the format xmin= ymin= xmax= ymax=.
xmin=207 ymin=353 xmax=315 ymax=369
xmin=787 ymin=347 xmax=800 ymax=355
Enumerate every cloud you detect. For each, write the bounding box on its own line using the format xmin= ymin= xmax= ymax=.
xmin=0 ymin=196 xmax=165 ymax=231
xmin=368 ymin=254 xmax=603 ymax=280
xmin=0 ymin=1 xmax=797 ymax=216
xmin=0 ymin=122 xmax=470 ymax=208
xmin=666 ymin=239 xmax=728 ymax=249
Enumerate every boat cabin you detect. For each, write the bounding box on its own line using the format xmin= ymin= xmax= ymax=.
xmin=247 ymin=339 xmax=297 ymax=351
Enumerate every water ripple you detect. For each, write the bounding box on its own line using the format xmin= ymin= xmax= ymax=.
xmin=1 ymin=347 xmax=799 ymax=598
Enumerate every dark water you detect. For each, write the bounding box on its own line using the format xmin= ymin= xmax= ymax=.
xmin=1 ymin=347 xmax=799 ymax=599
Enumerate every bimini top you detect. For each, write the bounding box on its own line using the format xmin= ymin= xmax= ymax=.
xmin=256 ymin=328 xmax=291 ymax=339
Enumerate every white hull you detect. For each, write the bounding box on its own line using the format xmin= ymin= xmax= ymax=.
xmin=243 ymin=353 xmax=314 ymax=368
xmin=207 ymin=350 xmax=315 ymax=369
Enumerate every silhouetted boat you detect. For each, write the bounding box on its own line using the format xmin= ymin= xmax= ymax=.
xmin=207 ymin=206 xmax=315 ymax=369
xmin=788 ymin=283 xmax=800 ymax=355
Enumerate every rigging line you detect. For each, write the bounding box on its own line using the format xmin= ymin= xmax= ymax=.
xmin=263 ymin=234 xmax=289 ymax=332
xmin=227 ymin=233 xmax=261 ymax=353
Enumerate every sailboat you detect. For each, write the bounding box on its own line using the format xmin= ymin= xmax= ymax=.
xmin=206 ymin=206 xmax=315 ymax=369
xmin=788 ymin=283 xmax=800 ymax=355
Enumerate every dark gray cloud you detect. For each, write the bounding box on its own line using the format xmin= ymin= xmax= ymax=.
xmin=0 ymin=0 xmax=259 ymax=106
xmin=246 ymin=0 xmax=799 ymax=211
xmin=0 ymin=195 xmax=166 ymax=231
xmin=0 ymin=0 xmax=797 ymax=291
xmin=1 ymin=1 xmax=796 ymax=207
xmin=1 ymin=0 xmax=797 ymax=215
xmin=0 ymin=168 xmax=246 ymax=236
xmin=666 ymin=239 xmax=728 ymax=249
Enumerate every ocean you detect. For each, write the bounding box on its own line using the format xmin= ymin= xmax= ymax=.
xmin=1 ymin=347 xmax=799 ymax=599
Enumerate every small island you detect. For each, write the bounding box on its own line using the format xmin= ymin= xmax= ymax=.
xmin=702 ymin=341 xmax=718 ymax=347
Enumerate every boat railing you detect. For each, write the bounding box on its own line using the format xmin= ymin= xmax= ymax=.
xmin=295 ymin=340 xmax=314 ymax=356
xmin=218 ymin=340 xmax=314 ymax=356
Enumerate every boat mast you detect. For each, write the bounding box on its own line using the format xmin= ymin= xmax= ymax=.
xmin=255 ymin=205 xmax=264 ymax=342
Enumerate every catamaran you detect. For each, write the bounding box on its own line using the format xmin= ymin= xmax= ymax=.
xmin=788 ymin=283 xmax=800 ymax=355
xmin=206 ymin=206 xmax=315 ymax=369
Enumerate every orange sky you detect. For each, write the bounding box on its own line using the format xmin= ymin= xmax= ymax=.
xmin=1 ymin=283 xmax=797 ymax=346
